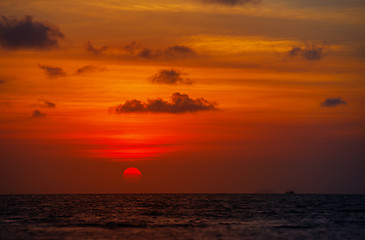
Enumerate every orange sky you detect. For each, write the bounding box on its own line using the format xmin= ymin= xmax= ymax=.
xmin=0 ymin=0 xmax=364 ymax=194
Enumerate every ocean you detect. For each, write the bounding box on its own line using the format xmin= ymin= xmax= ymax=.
xmin=0 ymin=194 xmax=364 ymax=239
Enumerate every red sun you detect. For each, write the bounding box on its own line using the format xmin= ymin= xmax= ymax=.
xmin=123 ymin=167 xmax=142 ymax=183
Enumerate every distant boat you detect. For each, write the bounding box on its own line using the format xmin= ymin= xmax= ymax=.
xmin=285 ymin=190 xmax=295 ymax=195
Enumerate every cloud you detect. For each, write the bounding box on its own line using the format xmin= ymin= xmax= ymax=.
xmin=112 ymin=92 xmax=217 ymax=114
xmin=288 ymin=44 xmax=325 ymax=61
xmin=138 ymin=48 xmax=153 ymax=58
xmin=321 ymin=97 xmax=347 ymax=107
xmin=0 ymin=75 xmax=14 ymax=84
xmin=141 ymin=45 xmax=196 ymax=59
xmin=31 ymin=109 xmax=47 ymax=119
xmin=31 ymin=100 xmax=56 ymax=109
xmin=163 ymin=45 xmax=197 ymax=58
xmin=123 ymin=40 xmax=144 ymax=54
xmin=198 ymin=0 xmax=260 ymax=6
xmin=41 ymin=100 xmax=56 ymax=108
xmin=148 ymin=69 xmax=192 ymax=85
xmin=0 ymin=15 xmax=64 ymax=50
xmin=39 ymin=64 xmax=66 ymax=78
xmin=288 ymin=47 xmax=301 ymax=57
xmin=87 ymin=41 xmax=196 ymax=60
xmin=87 ymin=41 xmax=108 ymax=55
xmin=75 ymin=65 xmax=106 ymax=74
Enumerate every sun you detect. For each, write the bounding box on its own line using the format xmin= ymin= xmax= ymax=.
xmin=123 ymin=167 xmax=142 ymax=183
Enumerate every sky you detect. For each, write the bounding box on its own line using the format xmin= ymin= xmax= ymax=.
xmin=0 ymin=0 xmax=364 ymax=194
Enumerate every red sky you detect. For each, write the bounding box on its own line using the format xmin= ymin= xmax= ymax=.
xmin=0 ymin=0 xmax=364 ymax=194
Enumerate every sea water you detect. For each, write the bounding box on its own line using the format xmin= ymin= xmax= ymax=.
xmin=0 ymin=194 xmax=364 ymax=239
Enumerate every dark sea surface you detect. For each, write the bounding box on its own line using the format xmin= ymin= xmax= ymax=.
xmin=0 ymin=194 xmax=364 ymax=239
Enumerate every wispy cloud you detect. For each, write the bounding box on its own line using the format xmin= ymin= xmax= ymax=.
xmin=163 ymin=45 xmax=197 ymax=58
xmin=87 ymin=41 xmax=196 ymax=60
xmin=39 ymin=100 xmax=56 ymax=108
xmin=321 ymin=97 xmax=347 ymax=107
xmin=39 ymin=64 xmax=66 ymax=78
xmin=148 ymin=69 xmax=192 ymax=85
xmin=123 ymin=40 xmax=143 ymax=54
xmin=30 ymin=100 xmax=56 ymax=110
xmin=112 ymin=92 xmax=217 ymax=114
xmin=87 ymin=41 xmax=108 ymax=55
xmin=0 ymin=75 xmax=15 ymax=85
xmin=137 ymin=44 xmax=196 ymax=59
xmin=75 ymin=65 xmax=106 ymax=74
xmin=0 ymin=16 xmax=64 ymax=50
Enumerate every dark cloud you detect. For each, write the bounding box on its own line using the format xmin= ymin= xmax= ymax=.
xmin=112 ymin=92 xmax=217 ymax=114
xmin=321 ymin=97 xmax=347 ymax=107
xmin=198 ymin=0 xmax=260 ymax=6
xmin=75 ymin=65 xmax=106 ymax=74
xmin=39 ymin=64 xmax=66 ymax=78
xmin=0 ymin=16 xmax=64 ymax=50
xmin=288 ymin=44 xmax=324 ymax=61
xmin=0 ymin=75 xmax=14 ymax=84
xmin=31 ymin=100 xmax=56 ymax=108
xmin=288 ymin=47 xmax=301 ymax=57
xmin=87 ymin=41 xmax=108 ymax=55
xmin=148 ymin=69 xmax=192 ymax=85
xmin=123 ymin=40 xmax=144 ymax=54
xmin=302 ymin=48 xmax=323 ymax=61
xmin=138 ymin=48 xmax=153 ymax=58
xmin=31 ymin=109 xmax=46 ymax=119
xmin=87 ymin=41 xmax=196 ymax=60
xmin=136 ymin=44 xmax=196 ymax=59
xmin=42 ymin=100 xmax=56 ymax=108
xmin=163 ymin=45 xmax=197 ymax=58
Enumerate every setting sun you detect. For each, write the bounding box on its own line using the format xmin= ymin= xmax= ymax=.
xmin=123 ymin=167 xmax=142 ymax=183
